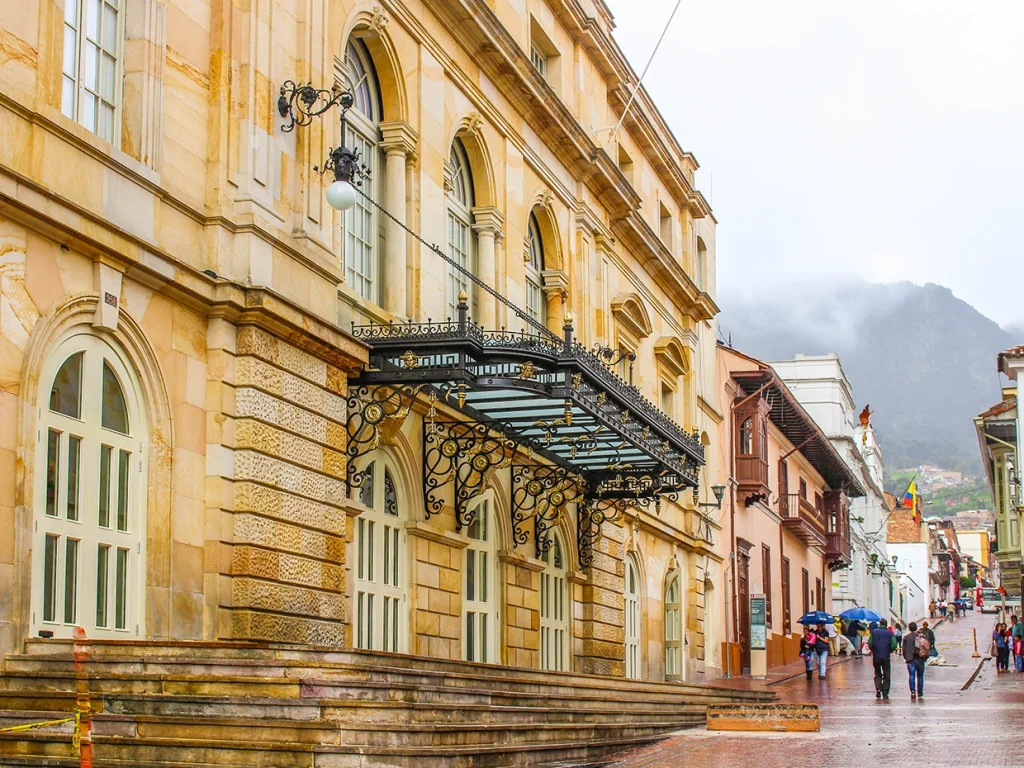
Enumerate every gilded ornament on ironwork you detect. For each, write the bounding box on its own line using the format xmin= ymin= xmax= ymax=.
xmin=401 ymin=350 xmax=419 ymax=369
xmin=571 ymin=372 xmax=582 ymax=390
xmin=518 ymin=360 xmax=537 ymax=379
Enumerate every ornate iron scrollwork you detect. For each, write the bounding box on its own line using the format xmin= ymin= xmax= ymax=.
xmin=346 ymin=384 xmax=424 ymax=491
xmin=511 ymin=464 xmax=586 ymax=557
xmin=423 ymin=420 xmax=519 ymax=530
xmin=577 ymin=497 xmax=632 ymax=569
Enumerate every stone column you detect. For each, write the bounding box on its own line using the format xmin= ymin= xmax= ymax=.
xmin=471 ymin=206 xmax=504 ymax=329
xmin=574 ymin=519 xmax=627 ymax=676
xmin=541 ymin=268 xmax=569 ymax=335
xmin=500 ymin=551 xmax=545 ymax=668
xmin=379 ymin=122 xmax=418 ymax=319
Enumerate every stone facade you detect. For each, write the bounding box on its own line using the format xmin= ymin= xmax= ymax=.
xmin=0 ymin=0 xmax=724 ymax=685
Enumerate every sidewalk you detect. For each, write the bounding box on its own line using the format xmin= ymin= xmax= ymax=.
xmin=710 ymin=653 xmax=855 ymax=692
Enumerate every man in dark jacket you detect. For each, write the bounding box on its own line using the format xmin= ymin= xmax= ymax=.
xmin=902 ymin=621 xmax=926 ymax=699
xmin=867 ymin=619 xmax=898 ymax=698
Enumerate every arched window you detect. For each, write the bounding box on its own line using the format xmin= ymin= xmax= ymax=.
xmin=341 ymin=39 xmax=384 ymax=303
xmin=464 ymin=495 xmax=496 ymax=663
xmin=60 ymin=0 xmax=125 ymax=143
xmin=739 ymin=417 xmax=753 ymax=456
xmin=625 ymin=555 xmax=641 ymax=679
xmin=447 ymin=138 xmax=475 ymax=318
xmin=539 ymin=531 xmax=568 ymax=671
xmin=696 ymin=236 xmax=708 ymax=291
xmin=353 ymin=454 xmax=406 ymax=652
xmin=33 ymin=333 xmax=145 ymax=639
xmin=525 ymin=213 xmax=545 ymax=322
xmin=664 ymin=571 xmax=682 ymax=681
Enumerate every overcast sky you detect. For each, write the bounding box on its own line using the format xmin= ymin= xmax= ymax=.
xmin=608 ymin=0 xmax=1024 ymax=329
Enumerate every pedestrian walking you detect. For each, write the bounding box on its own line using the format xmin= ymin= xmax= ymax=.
xmin=902 ymin=621 xmax=929 ymax=699
xmin=994 ymin=623 xmax=1010 ymax=672
xmin=1012 ymin=616 xmax=1024 ymax=672
xmin=845 ymin=619 xmax=862 ymax=656
xmin=800 ymin=626 xmax=817 ymax=681
xmin=893 ymin=624 xmax=903 ymax=645
xmin=867 ymin=618 xmax=898 ymax=699
xmin=946 ymin=600 xmax=956 ymax=621
xmin=929 ymin=600 xmax=936 ymax=618
xmin=921 ymin=620 xmax=938 ymax=661
xmin=813 ymin=622 xmax=831 ymax=679
xmin=939 ymin=602 xmax=947 ymax=618
xmin=826 ymin=619 xmax=839 ymax=656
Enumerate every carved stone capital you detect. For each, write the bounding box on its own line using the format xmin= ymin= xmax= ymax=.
xmin=540 ymin=268 xmax=569 ymax=296
xmin=379 ymin=120 xmax=419 ymax=158
xmin=369 ymin=5 xmax=389 ymax=33
xmin=471 ymin=206 xmax=505 ymax=241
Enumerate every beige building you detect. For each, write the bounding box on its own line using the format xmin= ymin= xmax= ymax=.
xmin=0 ymin=0 xmax=724 ymax=697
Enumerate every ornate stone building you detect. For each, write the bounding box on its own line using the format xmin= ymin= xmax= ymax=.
xmin=0 ymin=0 xmax=722 ymax=687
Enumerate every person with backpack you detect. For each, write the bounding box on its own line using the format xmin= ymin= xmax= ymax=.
xmin=902 ymin=621 xmax=929 ymax=699
xmin=867 ymin=618 xmax=898 ymax=698
xmin=812 ymin=622 xmax=831 ymax=679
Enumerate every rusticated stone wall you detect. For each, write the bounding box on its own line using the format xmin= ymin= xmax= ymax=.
xmin=501 ymin=552 xmax=543 ymax=668
xmin=574 ymin=520 xmax=627 ymax=676
xmin=206 ymin=322 xmax=350 ymax=645
xmin=408 ymin=522 xmax=466 ymax=658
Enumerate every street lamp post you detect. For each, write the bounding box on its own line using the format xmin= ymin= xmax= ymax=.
xmin=277 ymin=80 xmax=370 ymax=212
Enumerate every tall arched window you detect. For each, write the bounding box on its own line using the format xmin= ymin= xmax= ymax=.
xmin=539 ymin=531 xmax=568 ymax=671
xmin=464 ymin=495 xmax=496 ymax=663
xmin=353 ymin=454 xmax=406 ymax=653
xmin=664 ymin=571 xmax=682 ymax=681
xmin=625 ymin=555 xmax=641 ymax=679
xmin=525 ymin=213 xmax=545 ymax=322
xmin=341 ymin=39 xmax=384 ymax=303
xmin=33 ymin=332 xmax=145 ymax=639
xmin=739 ymin=417 xmax=753 ymax=456
xmin=61 ymin=0 xmax=125 ymax=143
xmin=447 ymin=138 xmax=475 ymax=318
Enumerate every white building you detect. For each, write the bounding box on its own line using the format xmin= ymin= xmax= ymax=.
xmin=770 ymin=354 xmax=895 ymax=619
xmin=889 ymin=543 xmax=930 ymax=624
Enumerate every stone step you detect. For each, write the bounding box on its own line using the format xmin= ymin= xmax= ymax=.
xmin=17 ymin=640 xmax=768 ymax=701
xmin=4 ymin=657 xmax=769 ymax=707
xmin=0 ymin=729 xmax=673 ymax=768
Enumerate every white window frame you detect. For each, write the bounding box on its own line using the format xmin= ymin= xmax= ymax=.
xmin=32 ymin=331 xmax=146 ymax=640
xmin=352 ymin=453 xmax=407 ymax=653
xmin=340 ymin=39 xmax=384 ymax=305
xmin=525 ymin=213 xmax=544 ymax=323
xmin=61 ymin=0 xmax=125 ymax=144
xmin=530 ymin=44 xmax=548 ymax=78
xmin=539 ymin=531 xmax=568 ymax=671
xmin=463 ymin=494 xmax=497 ymax=663
xmin=664 ymin=571 xmax=682 ymax=681
xmin=625 ymin=555 xmax=641 ymax=679
xmin=447 ymin=139 xmax=475 ymax=318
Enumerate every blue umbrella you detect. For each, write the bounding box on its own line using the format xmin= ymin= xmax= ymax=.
xmin=839 ymin=607 xmax=882 ymax=622
xmin=797 ymin=611 xmax=835 ymax=625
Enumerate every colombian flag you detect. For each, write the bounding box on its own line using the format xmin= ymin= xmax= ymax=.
xmin=903 ymin=481 xmax=920 ymax=523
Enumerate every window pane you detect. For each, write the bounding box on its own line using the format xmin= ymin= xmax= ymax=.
xmin=480 ymin=552 xmax=488 ymax=603
xmin=116 ymin=450 xmax=130 ymax=531
xmin=466 ymin=612 xmax=475 ymax=659
xmin=358 ymin=462 xmax=374 ymax=507
xmin=101 ymin=4 xmax=116 ymax=52
xmin=384 ymin=469 xmax=398 ymax=517
xmin=63 ymin=538 xmax=79 ymax=623
xmin=101 ymin=362 xmax=130 ymax=434
xmin=96 ymin=544 xmax=109 ymax=627
xmin=115 ymin=547 xmax=128 ymax=629
xmin=99 ymin=103 xmax=114 ymax=143
xmin=43 ymin=534 xmax=59 ymax=622
xmin=66 ymin=435 xmax=81 ymax=521
xmin=63 ymin=25 xmax=78 ymax=76
xmin=84 ymin=41 xmax=99 ymax=88
xmin=480 ymin=615 xmax=488 ymax=663
xmin=81 ymin=92 xmax=97 ymax=131
xmin=62 ymin=76 xmax=76 ymax=119
xmin=45 ymin=430 xmax=60 ymax=517
xmin=100 ymin=53 xmax=115 ymax=100
xmin=466 ymin=550 xmax=475 ymax=602
xmin=392 ymin=528 xmax=399 ymax=588
xmin=366 ymin=520 xmax=374 ymax=582
xmin=65 ymin=0 xmax=78 ymax=24
xmin=383 ymin=524 xmax=390 ymax=587
xmin=98 ymin=445 xmax=111 ymax=527
xmin=357 ymin=518 xmax=365 ymax=580
xmin=85 ymin=0 xmax=99 ymax=40
xmin=50 ymin=352 xmax=82 ymax=417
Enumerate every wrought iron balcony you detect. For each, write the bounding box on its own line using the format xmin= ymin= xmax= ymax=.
xmin=778 ymin=493 xmax=826 ymax=547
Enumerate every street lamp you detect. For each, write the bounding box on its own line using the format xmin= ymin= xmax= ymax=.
xmin=278 ymin=80 xmax=369 ymax=212
xmin=693 ymin=484 xmax=726 ymax=511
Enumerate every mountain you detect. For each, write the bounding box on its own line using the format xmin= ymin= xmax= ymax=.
xmin=717 ymin=280 xmax=1017 ymax=476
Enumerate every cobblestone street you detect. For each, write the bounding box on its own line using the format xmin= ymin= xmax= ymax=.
xmin=606 ymin=609 xmax=1023 ymax=767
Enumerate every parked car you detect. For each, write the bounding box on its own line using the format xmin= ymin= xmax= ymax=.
xmin=980 ymin=588 xmax=1003 ymax=614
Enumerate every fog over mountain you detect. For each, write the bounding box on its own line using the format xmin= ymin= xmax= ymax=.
xmin=717 ymin=280 xmax=1017 ymax=476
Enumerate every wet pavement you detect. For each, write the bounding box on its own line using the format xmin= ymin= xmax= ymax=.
xmin=607 ymin=609 xmax=1024 ymax=767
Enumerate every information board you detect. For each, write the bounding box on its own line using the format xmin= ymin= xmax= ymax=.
xmin=750 ymin=595 xmax=767 ymax=651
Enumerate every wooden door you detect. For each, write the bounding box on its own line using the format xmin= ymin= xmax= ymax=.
xmin=738 ymin=552 xmax=751 ymax=672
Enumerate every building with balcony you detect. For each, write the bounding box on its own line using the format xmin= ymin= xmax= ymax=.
xmin=975 ymin=380 xmax=1021 ymax=597
xmin=769 ymin=354 xmax=893 ymax=622
xmin=711 ymin=346 xmax=864 ymax=674
xmin=0 ymin=1 xmax=776 ymax=759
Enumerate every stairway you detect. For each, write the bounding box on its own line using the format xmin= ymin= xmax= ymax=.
xmin=0 ymin=640 xmax=774 ymax=767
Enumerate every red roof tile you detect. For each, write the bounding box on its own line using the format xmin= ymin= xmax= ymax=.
xmin=998 ymin=344 xmax=1024 ymax=374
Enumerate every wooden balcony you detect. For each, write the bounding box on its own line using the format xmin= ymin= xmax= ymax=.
xmin=823 ymin=491 xmax=851 ymax=570
xmin=825 ymin=531 xmax=852 ymax=569
xmin=736 ymin=456 xmax=770 ymax=506
xmin=778 ymin=493 xmax=826 ymax=547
